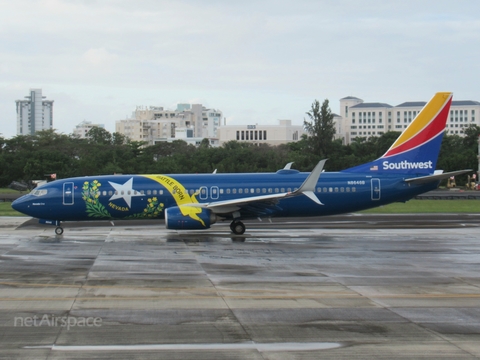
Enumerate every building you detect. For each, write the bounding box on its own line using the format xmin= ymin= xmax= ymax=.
xmin=218 ymin=120 xmax=306 ymax=146
xmin=73 ymin=120 xmax=105 ymax=138
xmin=337 ymin=96 xmax=480 ymax=144
xmin=116 ymin=103 xmax=222 ymax=146
xmin=15 ymin=89 xmax=54 ymax=135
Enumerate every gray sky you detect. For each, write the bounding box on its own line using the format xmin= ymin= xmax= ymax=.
xmin=1 ymin=0 xmax=480 ymax=138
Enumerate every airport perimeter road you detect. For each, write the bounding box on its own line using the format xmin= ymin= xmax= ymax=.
xmin=0 ymin=215 xmax=480 ymax=359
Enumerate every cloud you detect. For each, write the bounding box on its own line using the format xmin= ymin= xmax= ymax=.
xmin=1 ymin=0 xmax=480 ymax=138
xmin=82 ymin=48 xmax=118 ymax=67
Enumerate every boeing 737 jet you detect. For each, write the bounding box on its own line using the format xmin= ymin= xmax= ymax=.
xmin=12 ymin=92 xmax=471 ymax=235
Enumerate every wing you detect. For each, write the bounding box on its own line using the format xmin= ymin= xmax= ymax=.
xmin=186 ymin=160 xmax=327 ymax=216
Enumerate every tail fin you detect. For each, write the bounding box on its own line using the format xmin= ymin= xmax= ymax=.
xmin=344 ymin=92 xmax=453 ymax=175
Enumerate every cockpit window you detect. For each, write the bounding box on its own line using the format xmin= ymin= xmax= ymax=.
xmin=31 ymin=189 xmax=48 ymax=196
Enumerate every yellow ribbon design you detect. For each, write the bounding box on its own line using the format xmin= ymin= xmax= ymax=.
xmin=143 ymin=175 xmax=206 ymax=227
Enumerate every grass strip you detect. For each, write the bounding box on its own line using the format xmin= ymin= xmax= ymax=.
xmin=361 ymin=199 xmax=480 ymax=214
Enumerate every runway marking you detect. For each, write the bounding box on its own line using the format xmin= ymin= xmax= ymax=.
xmin=2 ymin=283 xmax=480 ymax=301
xmin=2 ymin=293 xmax=480 ymax=301
xmin=26 ymin=341 xmax=342 ymax=352
xmin=0 ymin=281 xmax=355 ymax=295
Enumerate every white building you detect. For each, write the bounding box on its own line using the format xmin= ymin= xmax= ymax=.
xmin=337 ymin=96 xmax=480 ymax=144
xmin=15 ymin=89 xmax=54 ymax=135
xmin=116 ymin=103 xmax=222 ymax=146
xmin=218 ymin=120 xmax=306 ymax=146
xmin=73 ymin=120 xmax=105 ymax=138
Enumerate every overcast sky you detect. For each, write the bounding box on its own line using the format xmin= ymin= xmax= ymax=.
xmin=1 ymin=0 xmax=480 ymax=138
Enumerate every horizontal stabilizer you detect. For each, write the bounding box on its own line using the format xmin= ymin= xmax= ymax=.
xmin=405 ymin=169 xmax=472 ymax=185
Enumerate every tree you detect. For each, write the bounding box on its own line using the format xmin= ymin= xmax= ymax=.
xmin=304 ymin=99 xmax=336 ymax=158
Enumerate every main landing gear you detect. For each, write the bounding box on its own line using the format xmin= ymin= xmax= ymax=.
xmin=230 ymin=220 xmax=246 ymax=235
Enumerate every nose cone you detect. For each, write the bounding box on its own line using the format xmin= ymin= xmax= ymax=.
xmin=11 ymin=196 xmax=30 ymax=216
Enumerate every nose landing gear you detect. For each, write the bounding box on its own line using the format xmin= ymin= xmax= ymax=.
xmin=55 ymin=226 xmax=64 ymax=235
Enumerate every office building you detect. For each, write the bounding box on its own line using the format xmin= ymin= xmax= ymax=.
xmin=218 ymin=120 xmax=306 ymax=146
xmin=116 ymin=103 xmax=222 ymax=146
xmin=337 ymin=96 xmax=480 ymax=144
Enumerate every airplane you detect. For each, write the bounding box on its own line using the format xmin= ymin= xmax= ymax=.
xmin=12 ymin=92 xmax=471 ymax=236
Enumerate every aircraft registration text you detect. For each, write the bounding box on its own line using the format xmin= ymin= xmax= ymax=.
xmin=347 ymin=180 xmax=366 ymax=185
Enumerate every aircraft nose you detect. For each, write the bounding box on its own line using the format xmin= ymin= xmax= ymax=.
xmin=11 ymin=196 xmax=30 ymax=215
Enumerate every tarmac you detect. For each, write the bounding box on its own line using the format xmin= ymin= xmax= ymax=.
xmin=0 ymin=214 xmax=480 ymax=359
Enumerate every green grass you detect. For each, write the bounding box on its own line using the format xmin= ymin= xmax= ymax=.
xmin=0 ymin=202 xmax=27 ymax=216
xmin=361 ymin=199 xmax=480 ymax=214
xmin=0 ymin=188 xmax=27 ymax=194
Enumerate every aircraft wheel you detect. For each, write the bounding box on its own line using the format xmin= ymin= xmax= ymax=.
xmin=231 ymin=221 xmax=245 ymax=235
xmin=55 ymin=227 xmax=64 ymax=235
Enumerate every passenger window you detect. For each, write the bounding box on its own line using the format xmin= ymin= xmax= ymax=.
xmin=232 ymin=189 xmax=237 ymax=194
xmin=329 ymin=188 xmax=333 ymax=192
xmin=256 ymin=188 xmax=260 ymax=194
xmin=281 ymin=188 xmax=285 ymax=192
xmin=147 ymin=190 xmax=151 ymax=195
xmin=340 ymin=187 xmax=344 ymax=192
xmin=317 ymin=187 xmax=321 ymax=192
xmin=334 ymin=187 xmax=338 ymax=192
xmin=226 ymin=189 xmax=231 ymax=194
xmin=323 ymin=187 xmax=327 ymax=192
xmin=268 ymin=188 xmax=272 ymax=193
xmin=346 ymin=187 xmax=350 ymax=192
xmin=160 ymin=190 xmax=163 ymax=195
xmin=352 ymin=187 xmax=356 ymax=192
xmin=239 ymin=188 xmax=243 ymax=194
xmin=102 ymin=191 xmax=107 ymax=196
xmin=275 ymin=188 xmax=279 ymax=193
xmin=153 ymin=190 xmax=157 ymax=195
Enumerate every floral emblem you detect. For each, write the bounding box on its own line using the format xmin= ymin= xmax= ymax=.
xmin=82 ymin=180 xmax=111 ymax=218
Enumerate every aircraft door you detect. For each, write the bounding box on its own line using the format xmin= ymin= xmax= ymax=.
xmin=210 ymin=186 xmax=219 ymax=200
xmin=63 ymin=182 xmax=74 ymax=205
xmin=371 ymin=178 xmax=381 ymax=200
xmin=199 ymin=186 xmax=208 ymax=200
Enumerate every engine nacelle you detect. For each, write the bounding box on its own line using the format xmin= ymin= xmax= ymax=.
xmin=165 ymin=206 xmax=217 ymax=230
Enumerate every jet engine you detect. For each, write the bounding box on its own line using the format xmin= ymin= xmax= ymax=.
xmin=165 ymin=206 xmax=217 ymax=230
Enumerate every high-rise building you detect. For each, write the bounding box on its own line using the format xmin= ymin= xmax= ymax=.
xmin=15 ymin=89 xmax=54 ymax=135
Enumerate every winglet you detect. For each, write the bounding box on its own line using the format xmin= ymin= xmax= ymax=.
xmin=291 ymin=159 xmax=327 ymax=205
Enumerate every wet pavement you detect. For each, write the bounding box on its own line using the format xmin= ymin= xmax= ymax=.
xmin=0 ymin=214 xmax=479 ymax=359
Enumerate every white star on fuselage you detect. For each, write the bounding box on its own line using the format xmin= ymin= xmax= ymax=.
xmin=108 ymin=178 xmax=143 ymax=208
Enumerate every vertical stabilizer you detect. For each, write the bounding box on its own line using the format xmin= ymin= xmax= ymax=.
xmin=343 ymin=92 xmax=452 ymax=175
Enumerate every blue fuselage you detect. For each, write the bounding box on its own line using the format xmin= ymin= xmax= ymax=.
xmin=12 ymin=170 xmax=437 ymax=223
